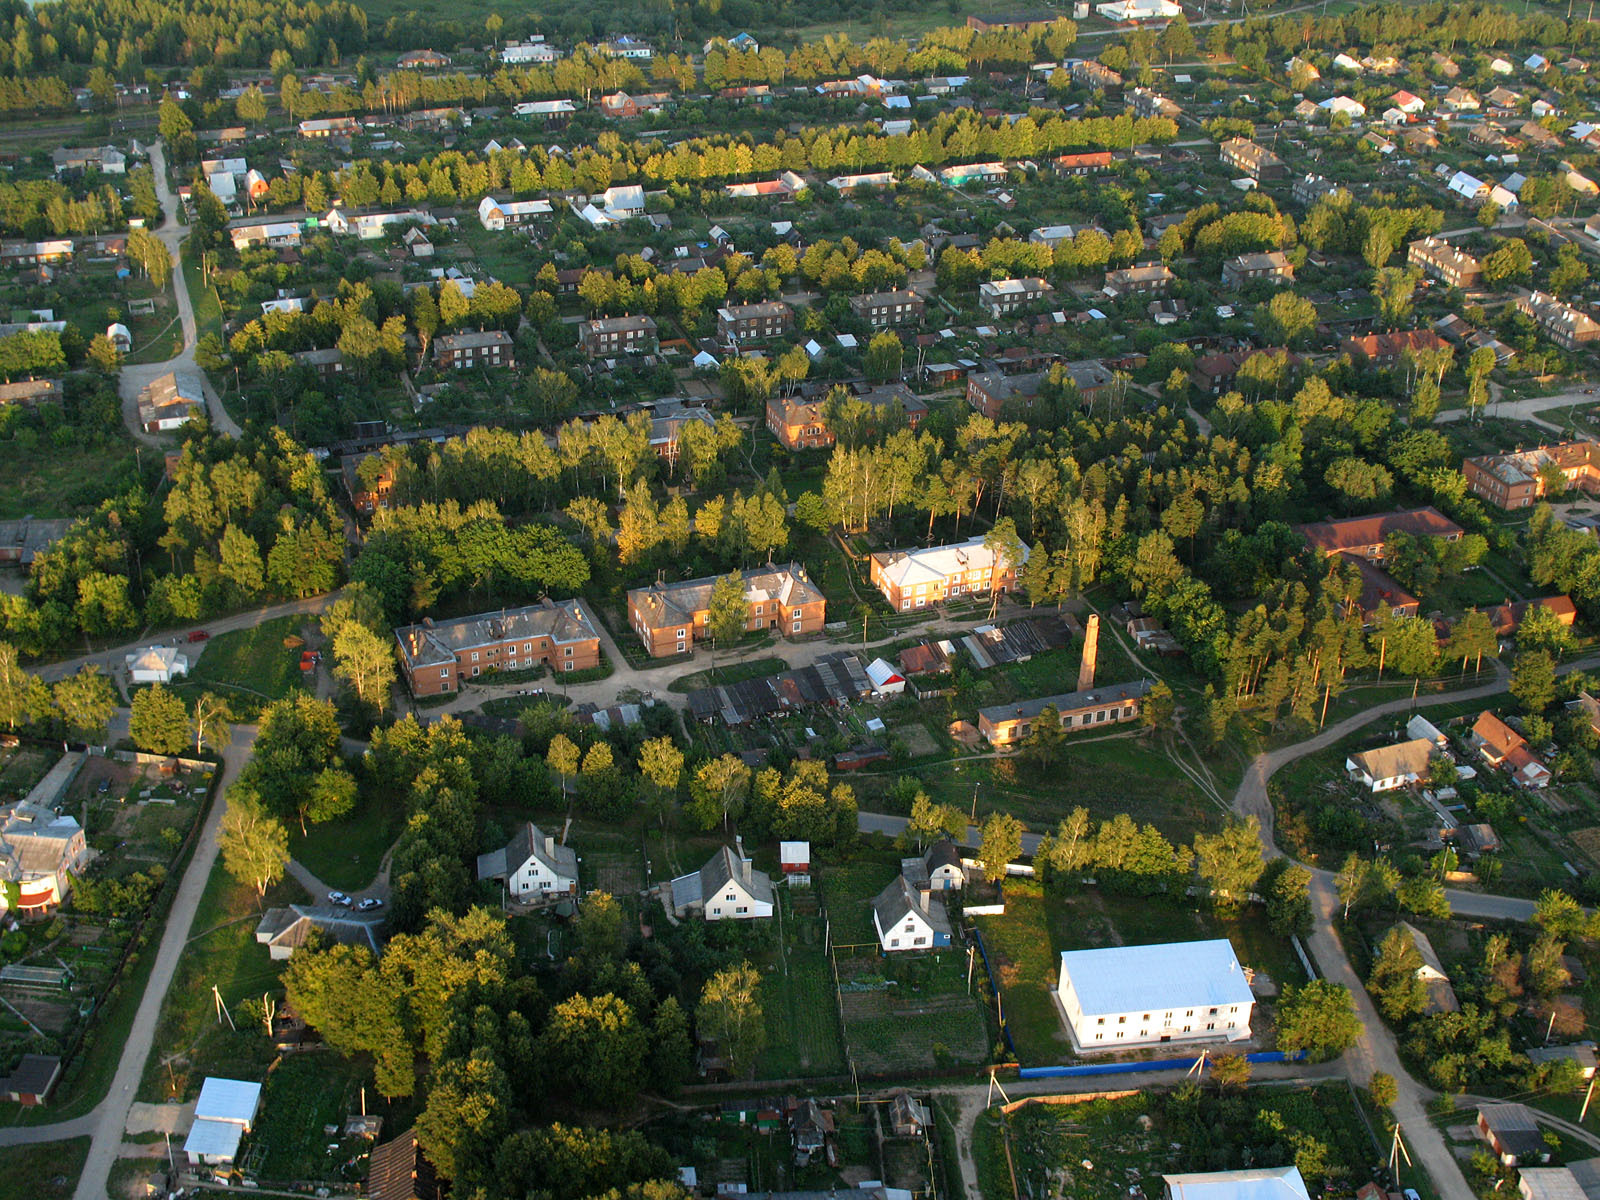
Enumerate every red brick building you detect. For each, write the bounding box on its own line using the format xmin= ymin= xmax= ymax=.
xmin=395 ymin=600 xmax=602 ymax=696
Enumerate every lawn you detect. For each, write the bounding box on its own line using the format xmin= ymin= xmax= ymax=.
xmin=993 ymin=1085 xmax=1381 ymax=1200
xmin=290 ymin=795 xmax=403 ymax=892
xmin=758 ymin=888 xmax=847 ymax=1079
xmin=818 ymin=849 xmax=990 ymax=1073
xmin=911 ymin=733 xmax=1228 ymax=847
xmin=137 ymin=855 xmax=306 ymax=1104
xmin=251 ymin=1051 xmax=373 ymax=1185
xmin=0 ymin=422 xmax=142 ymax=519
xmin=667 ymin=656 xmax=788 ymax=694
xmin=0 ymin=1138 xmax=89 ymax=1200
xmin=974 ymin=883 xmax=1307 ymax=1065
xmin=181 ymin=242 xmax=223 ymax=344
xmin=175 ymin=615 xmax=311 ymax=714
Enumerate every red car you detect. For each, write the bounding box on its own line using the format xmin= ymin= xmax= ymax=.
xmin=187 ymin=630 xmax=211 ymax=643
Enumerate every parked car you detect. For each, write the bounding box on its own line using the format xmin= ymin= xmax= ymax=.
xmin=187 ymin=630 xmax=211 ymax=643
xmin=328 ymin=891 xmax=352 ymax=907
xmin=357 ymin=897 xmax=384 ymax=912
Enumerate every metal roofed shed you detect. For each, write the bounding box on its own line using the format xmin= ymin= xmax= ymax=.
xmin=1163 ymin=1167 xmax=1311 ymax=1200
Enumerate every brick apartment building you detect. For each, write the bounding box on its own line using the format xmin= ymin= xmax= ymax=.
xmin=1407 ymin=237 xmax=1483 ymax=288
xmin=1219 ymin=137 xmax=1287 ymax=180
xmin=578 ymin=314 xmax=658 ymax=357
xmin=869 ymin=534 xmax=1031 ymax=611
xmin=1463 ymin=441 xmax=1600 ymax=509
xmin=716 ymin=301 xmax=793 ymax=344
xmin=766 ymin=383 xmax=927 ymax=450
xmin=848 ymin=290 xmax=926 ymax=328
xmin=1296 ymin=507 xmax=1464 ymax=561
xmin=395 ymin=599 xmax=602 ymax=695
xmin=627 ymin=564 xmax=826 ymax=657
xmin=433 ymin=330 xmax=513 ymax=370
xmin=1341 ymin=329 xmax=1450 ymax=367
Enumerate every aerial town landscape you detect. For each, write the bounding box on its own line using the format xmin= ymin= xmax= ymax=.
xmin=19 ymin=0 xmax=1600 ymax=1199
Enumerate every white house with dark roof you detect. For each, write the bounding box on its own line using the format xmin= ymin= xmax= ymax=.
xmin=476 ymin=823 xmax=578 ymax=898
xmin=1057 ymin=939 xmax=1254 ymax=1049
xmin=670 ymin=845 xmax=774 ymax=920
xmin=902 ymin=839 xmax=965 ymax=890
xmin=254 ymin=905 xmax=385 ymax=960
xmin=872 ymin=876 xmax=952 ymax=952
xmin=1345 ymin=738 xmax=1435 ymax=792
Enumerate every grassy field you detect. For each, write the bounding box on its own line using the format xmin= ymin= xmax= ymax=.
xmin=182 ymin=242 xmax=223 ymax=344
xmin=667 ymin=655 xmax=788 ymax=694
xmin=994 ymin=1085 xmax=1381 ymax=1200
xmin=175 ymin=615 xmax=311 ymax=715
xmin=252 ymin=1051 xmax=373 ymax=1185
xmin=974 ymin=883 xmax=1306 ymax=1065
xmin=910 ymin=732 xmax=1228 ymax=846
xmin=758 ymin=888 xmax=847 ymax=1079
xmin=0 ymin=1138 xmax=89 ymax=1200
xmin=137 ymin=855 xmax=306 ymax=1104
xmin=0 ymin=422 xmax=142 ymax=520
xmin=290 ymin=794 xmax=403 ymax=892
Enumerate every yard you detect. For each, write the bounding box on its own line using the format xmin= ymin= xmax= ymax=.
xmin=758 ymin=888 xmax=847 ymax=1079
xmin=248 ymin=1051 xmax=374 ymax=1186
xmin=137 ymin=855 xmax=306 ymax=1104
xmin=973 ymin=884 xmax=1306 ymax=1066
xmin=174 ymin=615 xmax=312 ymax=715
xmin=0 ymin=1138 xmax=89 ymax=1200
xmin=990 ymin=1085 xmax=1381 ymax=1200
xmin=817 ymin=849 xmax=990 ymax=1074
xmin=290 ymin=794 xmax=403 ymax=892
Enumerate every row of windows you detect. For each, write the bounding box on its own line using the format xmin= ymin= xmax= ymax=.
xmin=1095 ymin=1005 xmax=1238 ymax=1026
xmin=470 ymin=645 xmax=572 ymax=662
xmin=1091 ymin=1021 xmax=1233 ymax=1041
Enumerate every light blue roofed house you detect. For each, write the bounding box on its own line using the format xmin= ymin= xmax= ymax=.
xmin=1056 ymin=939 xmax=1255 ymax=1051
xmin=1162 ymin=1167 xmax=1311 ymax=1200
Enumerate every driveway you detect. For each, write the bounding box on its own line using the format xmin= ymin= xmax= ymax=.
xmin=117 ymin=139 xmax=242 ymax=446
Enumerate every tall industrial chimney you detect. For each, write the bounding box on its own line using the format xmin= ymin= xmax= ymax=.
xmin=1078 ymin=614 xmax=1100 ymax=691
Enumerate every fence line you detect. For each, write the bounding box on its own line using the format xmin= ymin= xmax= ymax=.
xmin=1017 ymin=1049 xmax=1307 ymax=1080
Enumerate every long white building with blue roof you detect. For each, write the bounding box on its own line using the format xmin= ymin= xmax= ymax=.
xmin=1056 ymin=939 xmax=1254 ymax=1050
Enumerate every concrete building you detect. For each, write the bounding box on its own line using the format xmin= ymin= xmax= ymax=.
xmin=1219 ymin=138 xmax=1287 ymax=180
xmin=1517 ymin=291 xmax=1600 ymax=351
xmin=1104 ymin=263 xmax=1175 ymax=296
xmin=1162 ymin=1169 xmax=1310 ymax=1200
xmin=849 ymin=289 xmax=925 ymax=328
xmin=978 ymin=277 xmax=1054 ymax=316
xmin=1463 ymin=441 xmax=1600 ymax=509
xmin=1056 ymin=939 xmax=1254 ymax=1049
xmin=183 ymin=1078 xmax=262 ymax=1167
xmin=1222 ymin=252 xmax=1294 ymax=288
xmin=394 ymin=599 xmax=602 ymax=695
xmin=716 ymin=301 xmax=793 ymax=344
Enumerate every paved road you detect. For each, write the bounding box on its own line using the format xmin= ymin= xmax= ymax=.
xmin=0 ymin=719 xmax=253 ymax=1200
xmin=1226 ymin=654 xmax=1600 ymax=1200
xmin=1435 ymin=386 xmax=1597 ymax=436
xmin=35 ymin=593 xmax=337 ymax=683
xmin=117 ymin=139 xmax=241 ymax=446
xmin=422 ymin=599 xmax=1037 ymax=720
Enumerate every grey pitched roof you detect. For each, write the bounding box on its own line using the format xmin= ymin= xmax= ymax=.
xmin=871 ymin=876 xmax=951 ymax=939
xmin=699 ymin=845 xmax=773 ymax=906
xmin=926 ymin=840 xmax=962 ymax=873
xmin=477 ymin=822 xmax=576 ymax=882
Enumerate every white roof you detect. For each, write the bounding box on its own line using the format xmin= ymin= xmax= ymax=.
xmin=836 ymin=333 xmax=858 ymax=348
xmin=1164 ymin=1168 xmax=1310 ymax=1200
xmin=1521 ymin=1169 xmax=1586 ymax=1200
xmin=1058 ymin=939 xmax=1254 ymax=1015
xmin=195 ymin=1076 xmax=262 ymax=1124
xmin=183 ymin=1118 xmax=245 ymax=1161
xmin=866 ymin=657 xmax=905 ymax=689
xmin=125 ymin=645 xmax=186 ymax=674
xmin=1406 ymin=715 xmax=1445 ymax=744
xmin=780 ymin=841 xmax=809 ymax=865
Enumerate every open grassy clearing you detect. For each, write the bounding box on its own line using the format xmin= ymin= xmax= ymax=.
xmin=974 ymin=883 xmax=1306 ymax=1065
xmin=0 ymin=1138 xmax=89 ymax=1200
xmin=173 ymin=615 xmax=311 ymax=716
